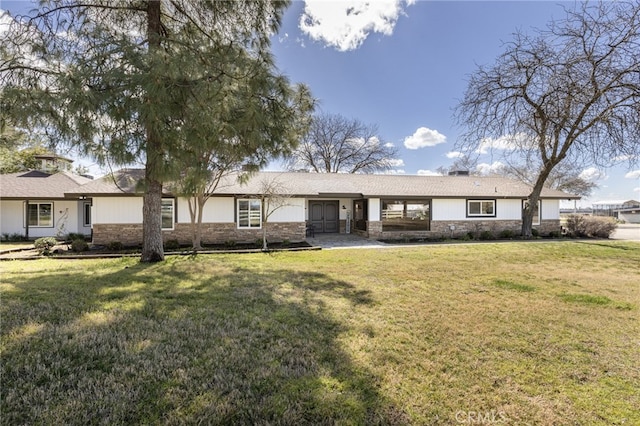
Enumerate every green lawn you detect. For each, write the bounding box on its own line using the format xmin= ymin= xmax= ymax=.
xmin=0 ymin=241 xmax=33 ymax=251
xmin=1 ymin=241 xmax=639 ymax=425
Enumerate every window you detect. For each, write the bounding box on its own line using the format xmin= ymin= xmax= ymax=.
xmin=237 ymin=199 xmax=261 ymax=229
xmin=467 ymin=199 xmax=496 ymax=217
xmin=523 ymin=200 xmax=541 ymax=225
xmin=83 ymin=202 xmax=91 ymax=227
xmin=381 ymin=199 xmax=430 ymax=231
xmin=26 ymin=202 xmax=53 ymax=227
xmin=161 ymin=199 xmax=175 ymax=230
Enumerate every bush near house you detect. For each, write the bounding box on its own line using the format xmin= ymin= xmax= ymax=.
xmin=566 ymin=214 xmax=617 ymax=238
xmin=33 ymin=237 xmax=58 ymax=255
xmin=71 ymin=239 xmax=89 ymax=252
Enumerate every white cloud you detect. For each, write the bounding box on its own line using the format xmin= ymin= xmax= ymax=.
xmin=417 ymin=169 xmax=441 ymax=176
xmin=0 ymin=10 xmax=11 ymax=35
xmin=383 ymin=169 xmax=406 ymax=175
xmin=388 ymin=158 xmax=405 ymax=167
xmin=634 ymin=187 xmax=640 ymax=193
xmin=579 ymin=167 xmax=607 ymax=182
xmin=624 ymin=170 xmax=640 ymax=179
xmin=446 ymin=151 xmax=464 ymax=159
xmin=299 ymin=0 xmax=414 ymax=52
xmin=476 ymin=161 xmax=506 ymax=175
xmin=384 ymin=142 xmax=395 ymax=148
xmin=476 ymin=133 xmax=533 ymax=154
xmin=403 ymin=127 xmax=446 ymax=150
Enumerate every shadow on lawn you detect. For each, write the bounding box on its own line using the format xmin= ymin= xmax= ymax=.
xmin=2 ymin=257 xmax=409 ymax=425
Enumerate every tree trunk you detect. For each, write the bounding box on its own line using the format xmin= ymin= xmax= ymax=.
xmin=262 ymin=198 xmax=268 ymax=251
xmin=195 ymin=195 xmax=205 ymax=250
xmin=141 ymin=176 xmax=164 ymax=262
xmin=141 ymin=0 xmax=165 ymax=262
xmin=522 ymin=165 xmax=553 ymax=238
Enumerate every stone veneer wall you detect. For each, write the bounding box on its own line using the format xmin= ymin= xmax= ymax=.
xmin=366 ymin=219 xmax=561 ymax=239
xmin=92 ymin=222 xmax=305 ymax=246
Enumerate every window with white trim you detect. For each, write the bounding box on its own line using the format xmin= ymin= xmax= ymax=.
xmin=523 ymin=200 xmax=541 ymax=225
xmin=237 ymin=199 xmax=261 ymax=229
xmin=161 ymin=199 xmax=175 ymax=230
xmin=467 ymin=199 xmax=496 ymax=217
xmin=27 ymin=202 xmax=53 ymax=227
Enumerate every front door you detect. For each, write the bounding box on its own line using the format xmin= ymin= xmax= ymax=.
xmin=309 ymin=201 xmax=339 ymax=233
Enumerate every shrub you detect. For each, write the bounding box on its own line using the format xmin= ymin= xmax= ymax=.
xmin=34 ymin=237 xmax=58 ymax=255
xmin=8 ymin=233 xmax=27 ymax=242
xmin=565 ymin=214 xmax=617 ymax=238
xmin=499 ymin=229 xmax=515 ymax=239
xmin=531 ymin=228 xmax=540 ymax=237
xmin=224 ymin=240 xmax=237 ymax=248
xmin=584 ymin=216 xmax=618 ymax=238
xmin=164 ymin=239 xmax=180 ymax=250
xmin=107 ymin=241 xmax=124 ymax=251
xmin=66 ymin=232 xmax=86 ymax=241
xmin=457 ymin=233 xmax=472 ymax=241
xmin=71 ymin=238 xmax=89 ymax=252
xmin=548 ymin=230 xmax=562 ymax=239
xmin=479 ymin=230 xmax=494 ymax=241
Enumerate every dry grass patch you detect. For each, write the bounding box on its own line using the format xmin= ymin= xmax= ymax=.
xmin=1 ymin=241 xmax=638 ymax=425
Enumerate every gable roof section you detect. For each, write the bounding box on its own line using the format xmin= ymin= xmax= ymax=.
xmin=0 ymin=171 xmax=92 ymax=199
xmin=66 ymin=169 xmax=580 ymax=199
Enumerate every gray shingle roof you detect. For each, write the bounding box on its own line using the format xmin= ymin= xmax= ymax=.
xmin=65 ymin=169 xmax=580 ymax=199
xmin=0 ymin=171 xmax=92 ymax=199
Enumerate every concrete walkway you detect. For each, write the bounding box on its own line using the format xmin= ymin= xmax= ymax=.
xmin=308 ymin=225 xmax=640 ymax=249
xmin=306 ymin=233 xmax=390 ymax=249
xmin=610 ymin=224 xmax=640 ymax=241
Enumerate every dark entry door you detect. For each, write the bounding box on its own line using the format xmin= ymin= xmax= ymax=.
xmin=309 ymin=201 xmax=339 ymax=233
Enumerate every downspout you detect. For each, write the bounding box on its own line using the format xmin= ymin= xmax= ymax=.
xmin=25 ymin=199 xmax=30 ymax=240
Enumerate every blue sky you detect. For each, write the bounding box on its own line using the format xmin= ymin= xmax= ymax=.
xmin=268 ymin=0 xmax=640 ymax=205
xmin=2 ymin=0 xmax=639 ymax=205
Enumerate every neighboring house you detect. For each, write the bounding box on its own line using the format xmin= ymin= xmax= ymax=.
xmin=0 ymin=170 xmax=93 ymax=239
xmin=33 ymin=152 xmax=74 ymax=173
xmin=592 ymin=200 xmax=640 ymax=218
xmin=64 ymin=169 xmax=580 ymax=246
xmin=615 ymin=207 xmax=640 ymax=224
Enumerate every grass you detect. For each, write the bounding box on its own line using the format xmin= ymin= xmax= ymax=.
xmin=1 ymin=241 xmax=639 ymax=425
xmin=0 ymin=241 xmax=33 ymax=251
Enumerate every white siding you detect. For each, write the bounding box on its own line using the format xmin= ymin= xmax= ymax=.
xmin=499 ymin=199 xmax=524 ymax=220
xmin=432 ymin=199 xmax=466 ymax=220
xmin=175 ymin=197 xmax=235 ymax=223
xmin=541 ymin=200 xmax=559 ymax=220
xmin=432 ymin=198 xmax=560 ymax=221
xmin=368 ymin=198 xmax=381 ymax=221
xmin=55 ymin=200 xmax=84 ymax=235
xmin=93 ymin=197 xmax=143 ymax=224
xmin=0 ymin=199 xmax=87 ymax=238
xmin=268 ymin=198 xmax=305 ymax=222
xmin=0 ymin=200 xmax=25 ymax=236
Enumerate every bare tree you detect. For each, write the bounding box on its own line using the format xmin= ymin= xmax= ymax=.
xmin=455 ymin=1 xmax=640 ymax=237
xmin=285 ymin=112 xmax=398 ymax=173
xmin=499 ymin=160 xmax=598 ymax=198
xmin=255 ymin=176 xmax=291 ymax=251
